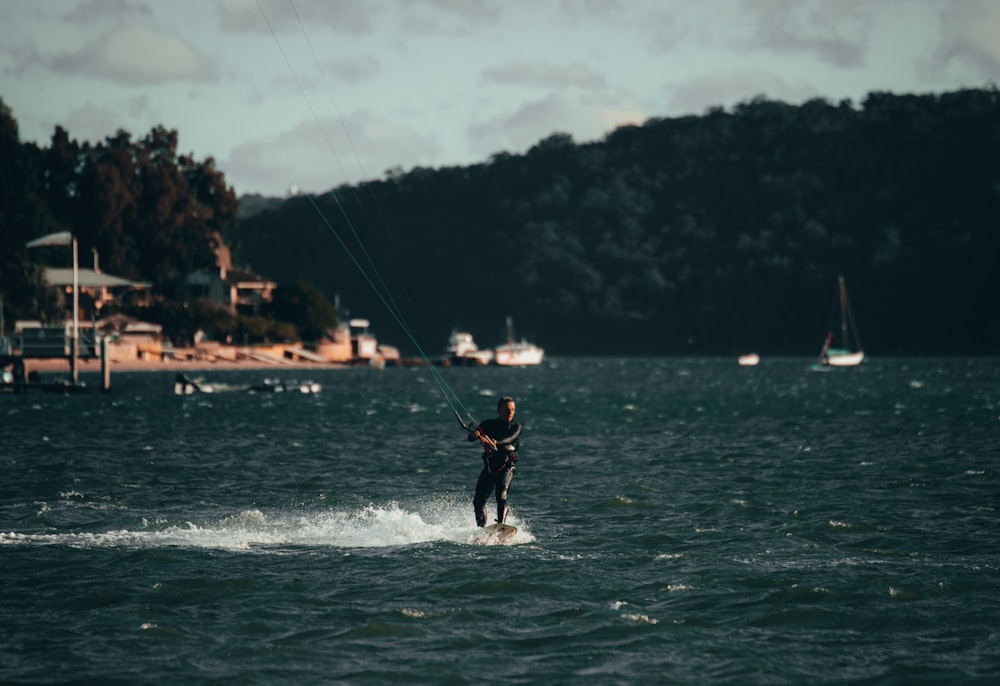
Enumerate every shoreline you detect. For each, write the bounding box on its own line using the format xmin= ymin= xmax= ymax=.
xmin=4 ymin=353 xmax=527 ymax=391
xmin=21 ymin=357 xmax=350 ymax=375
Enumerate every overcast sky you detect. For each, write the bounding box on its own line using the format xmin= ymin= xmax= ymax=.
xmin=2 ymin=0 xmax=997 ymax=198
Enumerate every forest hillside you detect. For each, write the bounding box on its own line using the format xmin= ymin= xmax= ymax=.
xmin=232 ymin=89 xmax=1000 ymax=356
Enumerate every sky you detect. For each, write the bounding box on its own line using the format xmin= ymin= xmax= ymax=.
xmin=2 ymin=0 xmax=998 ymax=198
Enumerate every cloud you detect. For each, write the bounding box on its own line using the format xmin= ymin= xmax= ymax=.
xmin=50 ymin=25 xmax=217 ymax=85
xmin=0 ymin=34 xmax=41 ymax=79
xmin=740 ymin=0 xmax=876 ymax=68
xmin=557 ymin=0 xmax=629 ymax=25
xmin=61 ymin=0 xmax=152 ymax=23
xmin=217 ymin=0 xmax=377 ymax=35
xmin=923 ymin=0 xmax=1000 ymax=84
xmin=325 ymin=56 xmax=381 ymax=85
xmin=467 ymin=88 xmax=646 ymax=157
xmin=127 ymin=95 xmax=151 ymax=118
xmin=481 ymin=62 xmax=607 ymax=89
xmin=224 ymin=111 xmax=440 ymax=194
xmin=62 ymin=102 xmax=127 ymax=142
xmin=599 ymin=108 xmax=647 ymax=133
xmin=667 ymin=70 xmax=821 ymax=115
xmin=397 ymin=0 xmax=504 ymax=37
xmin=644 ymin=10 xmax=691 ymax=54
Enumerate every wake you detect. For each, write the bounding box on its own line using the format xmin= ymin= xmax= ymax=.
xmin=0 ymin=498 xmax=532 ymax=551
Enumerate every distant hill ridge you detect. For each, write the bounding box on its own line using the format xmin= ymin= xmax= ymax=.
xmin=233 ymin=89 xmax=1000 ymax=356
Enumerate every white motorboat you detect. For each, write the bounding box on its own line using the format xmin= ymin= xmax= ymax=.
xmin=445 ymin=330 xmax=493 ymax=366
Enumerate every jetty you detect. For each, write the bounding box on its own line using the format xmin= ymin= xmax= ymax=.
xmin=1 ymin=324 xmax=111 ymax=393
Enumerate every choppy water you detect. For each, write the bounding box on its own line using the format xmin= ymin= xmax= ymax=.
xmin=2 ymin=358 xmax=998 ymax=685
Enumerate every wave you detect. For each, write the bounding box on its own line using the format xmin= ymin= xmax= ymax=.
xmin=0 ymin=497 xmax=533 ymax=551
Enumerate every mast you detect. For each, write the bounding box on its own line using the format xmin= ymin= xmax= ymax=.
xmin=818 ymin=332 xmax=833 ymax=364
xmin=72 ymin=235 xmax=79 ymax=384
xmin=838 ymin=275 xmax=848 ymax=348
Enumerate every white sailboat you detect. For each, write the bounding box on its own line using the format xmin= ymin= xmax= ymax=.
xmin=816 ymin=276 xmax=865 ymax=367
xmin=494 ymin=317 xmax=544 ymax=366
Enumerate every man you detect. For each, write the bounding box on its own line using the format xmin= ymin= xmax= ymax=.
xmin=468 ymin=396 xmax=522 ymax=527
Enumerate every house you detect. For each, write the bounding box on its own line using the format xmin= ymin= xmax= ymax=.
xmin=176 ymin=239 xmax=276 ymax=315
xmin=43 ymin=266 xmax=152 ymax=317
xmin=177 ymin=265 xmax=277 ymax=315
xmin=31 ymin=256 xmax=151 ymax=360
xmin=94 ymin=313 xmax=164 ymax=362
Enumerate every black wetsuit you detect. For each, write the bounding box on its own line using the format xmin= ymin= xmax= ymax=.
xmin=469 ymin=417 xmax=522 ymax=527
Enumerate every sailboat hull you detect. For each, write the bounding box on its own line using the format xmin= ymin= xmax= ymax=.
xmin=495 ymin=317 xmax=544 ymax=366
xmin=825 ymin=351 xmax=865 ymax=367
xmin=494 ymin=344 xmax=544 ymax=366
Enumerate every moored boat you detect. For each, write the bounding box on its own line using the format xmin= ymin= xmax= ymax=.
xmin=814 ymin=276 xmax=865 ymax=368
xmin=173 ymin=373 xmax=321 ymax=394
xmin=494 ymin=317 xmax=544 ymax=366
xmin=445 ymin=330 xmax=494 ymax=366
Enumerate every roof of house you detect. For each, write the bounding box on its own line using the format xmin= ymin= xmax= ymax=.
xmin=224 ymin=269 xmax=276 ymax=286
xmin=44 ymin=268 xmax=151 ymax=289
xmin=179 ymin=267 xmax=275 ymax=287
xmin=95 ymin=313 xmax=162 ymax=334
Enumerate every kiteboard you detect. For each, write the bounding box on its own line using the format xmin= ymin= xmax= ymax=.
xmin=483 ymin=522 xmax=518 ymax=542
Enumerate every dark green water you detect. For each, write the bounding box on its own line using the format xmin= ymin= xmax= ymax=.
xmin=2 ymin=358 xmax=998 ymax=684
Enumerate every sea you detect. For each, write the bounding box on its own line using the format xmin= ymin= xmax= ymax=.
xmin=2 ymin=357 xmax=998 ymax=685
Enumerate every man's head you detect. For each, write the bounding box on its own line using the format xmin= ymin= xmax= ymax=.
xmin=497 ymin=396 xmax=516 ymax=421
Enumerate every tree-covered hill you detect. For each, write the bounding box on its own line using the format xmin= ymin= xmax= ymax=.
xmin=4 ymin=89 xmax=998 ymax=355
xmin=0 ymin=101 xmax=331 ymax=345
xmin=233 ymin=89 xmax=1000 ymax=357
xmin=1 ymin=101 xmax=236 ymax=319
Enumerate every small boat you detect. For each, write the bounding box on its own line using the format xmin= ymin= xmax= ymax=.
xmin=173 ymin=374 xmax=244 ymax=394
xmin=174 ymin=373 xmax=321 ymax=394
xmin=445 ymin=330 xmax=493 ymax=366
xmin=251 ymin=378 xmax=322 ymax=394
xmin=494 ymin=317 xmax=544 ymax=367
xmin=738 ymin=353 xmax=760 ymax=367
xmin=815 ymin=276 xmax=865 ymax=368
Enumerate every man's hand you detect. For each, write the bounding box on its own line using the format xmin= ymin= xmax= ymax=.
xmin=472 ymin=428 xmax=497 ymax=450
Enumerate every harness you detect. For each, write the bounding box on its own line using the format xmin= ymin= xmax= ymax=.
xmin=459 ymin=412 xmax=519 ymax=475
xmin=484 ymin=449 xmax=518 ymax=474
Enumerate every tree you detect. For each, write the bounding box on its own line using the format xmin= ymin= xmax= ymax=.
xmin=0 ymin=99 xmax=63 ymax=323
xmin=267 ymin=280 xmax=339 ymax=342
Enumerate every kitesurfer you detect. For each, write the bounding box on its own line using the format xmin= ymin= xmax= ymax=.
xmin=468 ymin=396 xmax=521 ymax=527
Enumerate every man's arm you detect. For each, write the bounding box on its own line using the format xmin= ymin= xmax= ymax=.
xmin=495 ymin=423 xmax=521 ymax=449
